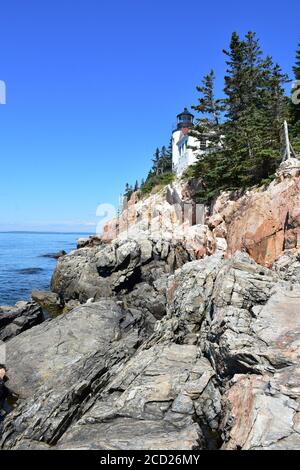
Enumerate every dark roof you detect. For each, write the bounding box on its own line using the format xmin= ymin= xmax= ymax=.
xmin=177 ymin=107 xmax=194 ymax=119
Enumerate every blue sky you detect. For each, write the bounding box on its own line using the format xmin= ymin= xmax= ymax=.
xmin=0 ymin=0 xmax=299 ymax=232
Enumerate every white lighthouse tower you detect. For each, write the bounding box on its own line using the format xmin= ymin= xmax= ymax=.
xmin=172 ymin=107 xmax=208 ymax=176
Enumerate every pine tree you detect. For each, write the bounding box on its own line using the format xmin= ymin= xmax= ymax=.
xmin=124 ymin=182 xmax=130 ymax=196
xmin=124 ymin=182 xmax=133 ymax=200
xmin=190 ymin=31 xmax=289 ymax=202
xmin=263 ymin=62 xmax=290 ymax=146
xmin=160 ymin=145 xmax=172 ymax=173
xmin=222 ymin=32 xmax=287 ymax=186
xmin=292 ymin=43 xmax=300 ymax=122
xmin=152 ymin=148 xmax=161 ymax=175
xmin=223 ymin=32 xmax=247 ymax=121
xmin=134 ymin=180 xmax=139 ymax=192
xmin=293 ymin=43 xmax=300 ymax=80
xmin=291 ymin=42 xmax=300 ymax=151
xmin=146 ymin=169 xmax=154 ymax=181
xmin=166 ymin=138 xmax=173 ymax=172
xmin=191 ymin=69 xmax=223 ymax=151
xmin=167 ymin=137 xmax=173 ymax=158
xmin=217 ymin=32 xmax=264 ymax=186
xmin=254 ymin=61 xmax=289 ymax=179
xmin=193 ymin=70 xmax=222 ymax=125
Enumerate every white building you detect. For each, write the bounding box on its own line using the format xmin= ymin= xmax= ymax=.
xmin=172 ymin=108 xmax=209 ymax=176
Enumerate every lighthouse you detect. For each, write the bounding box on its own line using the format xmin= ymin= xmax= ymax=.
xmin=172 ymin=107 xmax=208 ymax=176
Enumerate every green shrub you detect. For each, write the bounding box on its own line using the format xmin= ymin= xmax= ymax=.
xmin=140 ymin=172 xmax=175 ymax=195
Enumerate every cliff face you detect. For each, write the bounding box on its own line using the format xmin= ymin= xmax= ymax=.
xmin=210 ymin=158 xmax=300 ymax=267
xmin=101 ymin=158 xmax=300 ymax=268
xmin=1 ymin=158 xmax=300 ymax=450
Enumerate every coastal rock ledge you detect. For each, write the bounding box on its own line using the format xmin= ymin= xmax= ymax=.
xmin=1 ymin=247 xmax=300 ymax=450
xmin=1 ymin=161 xmax=300 ymax=450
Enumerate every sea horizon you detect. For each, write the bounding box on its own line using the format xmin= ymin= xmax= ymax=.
xmin=0 ymin=231 xmax=87 ymax=306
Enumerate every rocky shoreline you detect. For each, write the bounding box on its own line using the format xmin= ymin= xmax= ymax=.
xmin=1 ymin=158 xmax=300 ymax=450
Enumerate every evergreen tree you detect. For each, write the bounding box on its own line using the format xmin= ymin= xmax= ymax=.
xmin=291 ymin=43 xmax=300 ymax=133
xmin=190 ymin=69 xmax=223 ymax=150
xmin=222 ymin=32 xmax=288 ymax=185
xmin=124 ymin=182 xmax=130 ymax=196
xmin=151 ymin=147 xmax=161 ymax=175
xmin=124 ymin=182 xmax=133 ymax=200
xmin=167 ymin=137 xmax=173 ymax=159
xmin=166 ymin=138 xmax=173 ymax=172
xmin=223 ymin=32 xmax=248 ymax=121
xmin=193 ymin=70 xmax=222 ymax=125
xmin=146 ymin=169 xmax=154 ymax=181
xmin=293 ymin=43 xmax=300 ymax=80
xmin=208 ymin=32 xmax=266 ymax=187
xmin=290 ymin=43 xmax=300 ymax=152
xmin=134 ymin=180 xmax=139 ymax=192
xmin=224 ymin=32 xmax=263 ymax=160
xmin=190 ymin=31 xmax=290 ymax=202
xmin=263 ymin=62 xmax=290 ymax=154
xmin=160 ymin=145 xmax=172 ymax=173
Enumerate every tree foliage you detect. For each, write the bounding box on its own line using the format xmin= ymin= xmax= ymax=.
xmin=293 ymin=43 xmax=300 ymax=80
xmin=189 ymin=32 xmax=291 ymax=203
xmin=190 ymin=70 xmax=224 ymax=149
xmin=290 ymin=42 xmax=300 ymax=151
xmin=124 ymin=142 xmax=173 ymax=198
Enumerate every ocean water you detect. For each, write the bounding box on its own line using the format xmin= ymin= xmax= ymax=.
xmin=0 ymin=232 xmax=89 ymax=306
